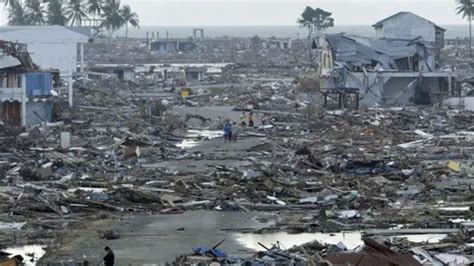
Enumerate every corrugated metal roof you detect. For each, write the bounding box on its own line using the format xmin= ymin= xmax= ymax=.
xmin=0 ymin=55 xmax=21 ymax=69
xmin=325 ymin=34 xmax=419 ymax=69
xmin=0 ymin=26 xmax=90 ymax=43
xmin=372 ymin=11 xmax=446 ymax=31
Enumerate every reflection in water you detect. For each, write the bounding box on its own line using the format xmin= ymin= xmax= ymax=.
xmin=3 ymin=245 xmax=46 ymax=266
xmin=176 ymin=130 xmax=223 ymax=148
xmin=0 ymin=222 xmax=26 ymax=230
xmin=391 ymin=234 xmax=447 ymax=244
xmin=437 ymin=206 xmax=470 ymax=212
xmin=235 ymin=232 xmax=448 ymax=251
xmin=176 ymin=139 xmax=200 ymax=148
xmin=235 ymin=232 xmax=363 ymax=251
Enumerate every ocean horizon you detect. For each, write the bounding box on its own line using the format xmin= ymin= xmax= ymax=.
xmin=116 ymin=25 xmax=470 ymax=39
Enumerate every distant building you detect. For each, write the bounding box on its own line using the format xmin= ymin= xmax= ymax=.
xmin=0 ymin=26 xmax=92 ymax=107
xmin=184 ymin=67 xmax=206 ymax=83
xmin=88 ymin=64 xmax=135 ymax=81
xmin=261 ymin=38 xmax=292 ymax=50
xmin=149 ymin=39 xmax=197 ymax=53
xmin=372 ymin=11 xmax=445 ymax=49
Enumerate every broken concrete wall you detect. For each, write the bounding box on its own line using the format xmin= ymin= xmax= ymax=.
xmin=332 ymin=72 xmax=446 ymax=106
xmin=444 ymin=96 xmax=474 ymax=110
xmin=382 ymin=77 xmax=416 ymax=105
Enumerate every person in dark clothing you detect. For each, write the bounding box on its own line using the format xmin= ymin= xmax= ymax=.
xmin=227 ymin=122 xmax=233 ymax=142
xmin=223 ymin=122 xmax=230 ymax=142
xmin=248 ymin=112 xmax=254 ymax=127
xmin=103 ymin=246 xmax=115 ymax=266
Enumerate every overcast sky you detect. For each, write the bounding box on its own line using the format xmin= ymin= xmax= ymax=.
xmin=0 ymin=0 xmax=467 ymax=26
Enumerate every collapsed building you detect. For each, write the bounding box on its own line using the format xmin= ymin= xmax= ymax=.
xmin=85 ymin=63 xmax=227 ymax=87
xmin=0 ymin=26 xmax=92 ymax=107
xmin=0 ymin=41 xmax=58 ymax=126
xmin=319 ymin=12 xmax=455 ymax=106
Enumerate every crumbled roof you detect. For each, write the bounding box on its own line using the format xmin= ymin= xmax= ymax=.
xmin=325 ymin=34 xmax=419 ymax=69
xmin=0 ymin=55 xmax=21 ymax=70
xmin=372 ymin=11 xmax=446 ymax=31
xmin=325 ymin=238 xmax=422 ymax=266
xmin=0 ymin=41 xmax=37 ymax=71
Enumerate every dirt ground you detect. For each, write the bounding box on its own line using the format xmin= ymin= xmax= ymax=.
xmin=40 ymin=107 xmax=270 ymax=264
xmin=41 ymin=211 xmax=268 ymax=264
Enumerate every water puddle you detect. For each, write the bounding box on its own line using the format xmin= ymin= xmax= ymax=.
xmin=68 ymin=187 xmax=107 ymax=193
xmin=3 ymin=245 xmax=46 ymax=266
xmin=235 ymin=231 xmax=448 ymax=251
xmin=176 ymin=139 xmax=200 ymax=149
xmin=0 ymin=222 xmax=26 ymax=230
xmin=437 ymin=206 xmax=470 ymax=212
xmin=235 ymin=231 xmax=363 ymax=251
xmin=176 ymin=129 xmax=222 ymax=149
xmin=390 ymin=234 xmax=447 ymax=244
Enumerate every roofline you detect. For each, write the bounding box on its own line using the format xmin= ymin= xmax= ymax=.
xmin=372 ymin=11 xmax=445 ymax=31
xmin=0 ymin=25 xmax=91 ymax=43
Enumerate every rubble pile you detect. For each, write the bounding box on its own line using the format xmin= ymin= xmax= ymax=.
xmin=85 ymin=37 xmax=309 ymax=66
xmin=176 ymin=236 xmax=473 ymax=265
xmin=1 ymin=35 xmax=473 ymax=264
xmin=2 ymin=73 xmax=474 ymax=257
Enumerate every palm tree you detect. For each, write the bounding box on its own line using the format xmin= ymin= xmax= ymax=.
xmin=87 ymin=0 xmax=103 ymax=27
xmin=2 ymin=0 xmax=17 ymax=24
xmin=2 ymin=0 xmax=15 ymax=8
xmin=101 ymin=0 xmax=124 ymax=38
xmin=66 ymin=0 xmax=88 ymax=26
xmin=120 ymin=4 xmax=139 ymax=39
xmin=47 ymin=0 xmax=67 ymax=25
xmin=456 ymin=0 xmax=474 ymax=57
xmin=25 ymin=0 xmax=45 ymax=25
xmin=8 ymin=0 xmax=29 ymax=25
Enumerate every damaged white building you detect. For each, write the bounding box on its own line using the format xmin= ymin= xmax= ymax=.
xmin=0 ymin=26 xmax=92 ymax=107
xmin=319 ymin=12 xmax=455 ymax=106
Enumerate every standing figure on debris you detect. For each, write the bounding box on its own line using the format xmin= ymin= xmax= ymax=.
xmin=294 ymin=103 xmax=299 ymax=111
xmin=103 ymin=246 xmax=115 ymax=266
xmin=261 ymin=114 xmax=268 ymax=125
xmin=227 ymin=122 xmax=233 ymax=142
xmin=248 ymin=112 xmax=254 ymax=128
xmin=223 ymin=121 xmax=230 ymax=142
xmin=240 ymin=112 xmax=246 ymax=127
xmin=232 ymin=122 xmax=239 ymax=142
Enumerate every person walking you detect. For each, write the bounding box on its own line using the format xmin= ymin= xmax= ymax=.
xmin=232 ymin=122 xmax=239 ymax=142
xmin=103 ymin=246 xmax=115 ymax=266
xmin=223 ymin=121 xmax=230 ymax=142
xmin=240 ymin=112 xmax=246 ymax=127
xmin=227 ymin=122 xmax=233 ymax=142
xmin=248 ymin=112 xmax=254 ymax=128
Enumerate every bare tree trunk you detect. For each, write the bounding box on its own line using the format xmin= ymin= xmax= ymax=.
xmin=125 ymin=23 xmax=128 ymax=40
xmin=308 ymin=26 xmax=313 ymax=62
xmin=470 ymin=13 xmax=472 ymax=58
